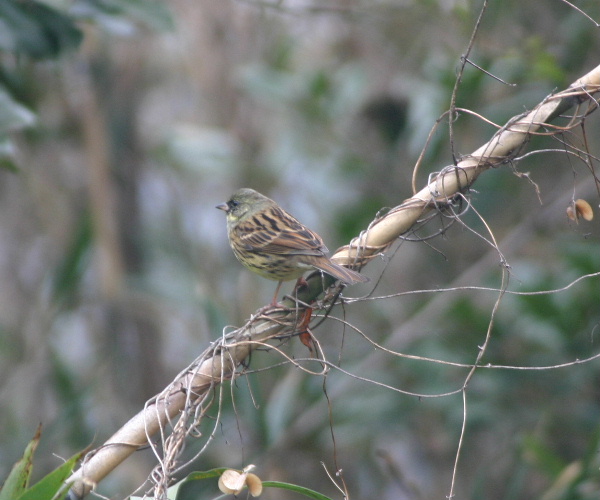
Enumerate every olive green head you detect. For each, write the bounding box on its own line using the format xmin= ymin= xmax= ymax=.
xmin=216 ymin=188 xmax=274 ymax=226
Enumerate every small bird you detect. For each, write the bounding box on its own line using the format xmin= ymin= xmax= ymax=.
xmin=216 ymin=188 xmax=368 ymax=304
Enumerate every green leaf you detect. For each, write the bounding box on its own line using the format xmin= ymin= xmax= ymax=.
xmin=51 ymin=211 xmax=93 ymax=307
xmin=73 ymin=0 xmax=175 ymax=33
xmin=0 ymin=1 xmax=83 ymax=59
xmin=172 ymin=469 xmax=226 ymax=500
xmin=522 ymin=433 xmax=565 ymax=477
xmin=0 ymin=87 xmax=37 ymax=135
xmin=180 ymin=468 xmax=227 ymax=481
xmin=261 ymin=481 xmax=334 ymax=500
xmin=171 ymin=470 xmax=334 ymax=500
xmin=0 ymin=425 xmax=41 ymax=500
xmin=0 ymin=137 xmax=20 ymax=172
xmin=16 ymin=451 xmax=82 ymax=500
xmin=109 ymin=0 xmax=174 ymax=31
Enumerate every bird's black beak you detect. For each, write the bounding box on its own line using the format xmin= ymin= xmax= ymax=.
xmin=216 ymin=202 xmax=229 ymax=212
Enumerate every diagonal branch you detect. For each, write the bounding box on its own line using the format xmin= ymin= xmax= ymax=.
xmin=334 ymin=64 xmax=600 ymax=265
xmin=67 ymin=63 xmax=600 ymax=500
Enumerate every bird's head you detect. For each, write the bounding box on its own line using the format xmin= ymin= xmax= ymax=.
xmin=216 ymin=188 xmax=272 ymax=224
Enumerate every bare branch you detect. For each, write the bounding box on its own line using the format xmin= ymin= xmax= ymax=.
xmin=334 ymin=64 xmax=600 ymax=264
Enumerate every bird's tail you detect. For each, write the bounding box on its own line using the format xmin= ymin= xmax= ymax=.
xmin=310 ymin=258 xmax=369 ymax=285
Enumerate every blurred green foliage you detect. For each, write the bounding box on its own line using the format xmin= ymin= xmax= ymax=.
xmin=0 ymin=0 xmax=80 ymax=170
xmin=0 ymin=1 xmax=82 ymax=58
xmin=0 ymin=0 xmax=172 ymax=170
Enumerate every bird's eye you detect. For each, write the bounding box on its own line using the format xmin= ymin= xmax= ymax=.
xmin=229 ymin=199 xmax=239 ymax=208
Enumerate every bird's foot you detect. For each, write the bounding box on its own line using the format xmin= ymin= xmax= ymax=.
xmin=297 ymin=306 xmax=315 ymax=355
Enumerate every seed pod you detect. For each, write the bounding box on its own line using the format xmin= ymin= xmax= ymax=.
xmin=246 ymin=472 xmax=263 ymax=497
xmin=567 ymin=199 xmax=594 ymax=222
xmin=218 ymin=469 xmax=246 ymax=495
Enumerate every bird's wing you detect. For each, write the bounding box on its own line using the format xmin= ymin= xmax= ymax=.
xmin=236 ymin=206 xmax=328 ymax=256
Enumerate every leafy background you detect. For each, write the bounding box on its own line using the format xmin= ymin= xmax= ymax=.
xmin=0 ymin=1 xmax=599 ymax=499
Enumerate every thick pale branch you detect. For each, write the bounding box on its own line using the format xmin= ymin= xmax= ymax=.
xmin=67 ymin=314 xmax=288 ymax=499
xmin=67 ymin=63 xmax=600 ymax=499
xmin=333 ymin=64 xmax=600 ymax=265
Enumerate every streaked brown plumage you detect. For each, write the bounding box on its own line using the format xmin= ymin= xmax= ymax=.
xmin=216 ymin=188 xmax=368 ymax=303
